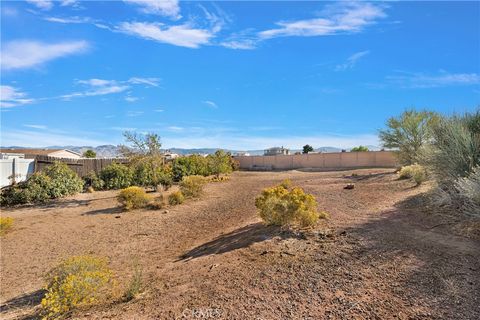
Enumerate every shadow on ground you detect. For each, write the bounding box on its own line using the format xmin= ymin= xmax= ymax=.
xmin=178 ymin=223 xmax=299 ymax=261
xmin=0 ymin=289 xmax=45 ymax=318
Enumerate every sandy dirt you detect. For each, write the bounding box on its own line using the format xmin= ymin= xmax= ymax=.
xmin=1 ymin=169 xmax=479 ymax=319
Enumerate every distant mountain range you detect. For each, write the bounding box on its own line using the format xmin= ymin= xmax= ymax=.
xmin=1 ymin=145 xmax=381 ymax=158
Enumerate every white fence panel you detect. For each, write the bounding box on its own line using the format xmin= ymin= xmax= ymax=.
xmin=0 ymin=158 xmax=35 ymax=187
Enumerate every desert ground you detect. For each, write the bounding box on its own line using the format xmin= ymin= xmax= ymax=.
xmin=1 ymin=169 xmax=479 ymax=319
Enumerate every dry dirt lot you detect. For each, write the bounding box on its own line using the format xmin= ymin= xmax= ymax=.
xmin=1 ymin=169 xmax=479 ymax=319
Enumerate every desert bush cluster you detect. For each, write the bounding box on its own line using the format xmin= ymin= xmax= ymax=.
xmin=172 ymin=150 xmax=237 ymax=181
xmin=255 ymin=179 xmax=328 ymax=228
xmin=0 ymin=162 xmax=83 ymax=206
xmin=381 ymin=109 xmax=480 ymax=216
xmin=41 ymin=255 xmax=114 ymax=319
xmin=180 ymin=175 xmax=207 ymax=198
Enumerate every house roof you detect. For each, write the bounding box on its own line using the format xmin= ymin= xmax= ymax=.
xmin=0 ymin=148 xmax=81 ymax=156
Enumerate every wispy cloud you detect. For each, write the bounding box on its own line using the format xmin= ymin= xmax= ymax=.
xmin=202 ymin=100 xmax=218 ymax=108
xmin=259 ymin=2 xmax=386 ymax=39
xmin=124 ymin=0 xmax=181 ymax=20
xmin=1 ymin=40 xmax=89 ymax=71
xmin=154 ymin=109 xmax=165 ymax=112
xmin=23 ymin=124 xmax=47 ymax=130
xmin=0 ymin=86 xmax=35 ymax=108
xmin=125 ymin=96 xmax=140 ymax=103
xmin=26 ymin=0 xmax=54 ymax=11
xmin=117 ymin=22 xmax=215 ymax=48
xmin=126 ymin=110 xmax=144 ymax=117
xmin=335 ymin=50 xmax=370 ymax=71
xmin=61 ymin=77 xmax=159 ymax=100
xmin=387 ymin=71 xmax=480 ymax=88
xmin=44 ymin=16 xmax=92 ymax=24
xmin=166 ymin=126 xmax=184 ymax=132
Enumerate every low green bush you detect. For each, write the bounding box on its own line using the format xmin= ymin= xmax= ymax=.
xmin=1 ymin=162 xmax=83 ymax=206
xmin=180 ymin=175 xmax=206 ymax=198
xmin=100 ymin=163 xmax=134 ymax=190
xmin=117 ymin=186 xmax=152 ymax=210
xmin=456 ymin=166 xmax=480 ymax=217
xmin=84 ymin=171 xmax=104 ymax=191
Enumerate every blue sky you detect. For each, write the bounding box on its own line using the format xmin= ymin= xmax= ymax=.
xmin=1 ymin=0 xmax=479 ymax=150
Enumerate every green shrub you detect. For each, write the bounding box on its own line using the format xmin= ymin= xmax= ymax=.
xmin=41 ymin=255 xmax=113 ymax=319
xmin=180 ymin=175 xmax=206 ymax=198
xmin=1 ymin=162 xmax=83 ymax=206
xmin=84 ymin=171 xmax=104 ymax=191
xmin=206 ymin=150 xmax=233 ymax=177
xmin=100 ymin=163 xmax=134 ymax=190
xmin=350 ymin=146 xmax=369 ymax=152
xmin=456 ymin=166 xmax=480 ymax=217
xmin=0 ymin=216 xmax=14 ymax=235
xmin=172 ymin=155 xmax=209 ymax=181
xmin=255 ymin=182 xmax=326 ymax=228
xmin=168 ymin=191 xmax=185 ymax=205
xmin=42 ymin=162 xmax=84 ymax=198
xmin=421 ymin=110 xmax=480 ymax=188
xmin=131 ymin=156 xmax=173 ymax=189
xmin=124 ymin=263 xmax=143 ymax=302
xmin=117 ymin=187 xmax=152 ymax=210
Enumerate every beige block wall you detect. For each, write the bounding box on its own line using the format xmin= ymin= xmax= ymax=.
xmin=235 ymin=151 xmax=397 ymax=171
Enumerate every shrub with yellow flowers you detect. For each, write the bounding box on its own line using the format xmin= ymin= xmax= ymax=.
xmin=41 ymin=256 xmax=114 ymax=319
xmin=255 ymin=180 xmax=328 ymax=228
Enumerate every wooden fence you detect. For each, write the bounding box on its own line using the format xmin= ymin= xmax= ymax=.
xmin=34 ymin=155 xmax=128 ymax=177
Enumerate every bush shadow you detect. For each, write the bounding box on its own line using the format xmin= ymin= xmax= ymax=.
xmin=178 ymin=223 xmax=298 ymax=261
xmin=0 ymin=289 xmax=45 ymax=317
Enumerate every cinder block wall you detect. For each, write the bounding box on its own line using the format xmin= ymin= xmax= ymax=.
xmin=234 ymin=151 xmax=398 ymax=171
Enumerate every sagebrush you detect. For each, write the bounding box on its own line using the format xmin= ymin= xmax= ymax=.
xmin=168 ymin=191 xmax=185 ymax=205
xmin=117 ymin=186 xmax=152 ymax=210
xmin=41 ymin=255 xmax=114 ymax=319
xmin=399 ymin=164 xmax=427 ymax=185
xmin=0 ymin=216 xmax=14 ymax=235
xmin=255 ymin=180 xmax=327 ymax=228
xmin=180 ymin=175 xmax=206 ymax=198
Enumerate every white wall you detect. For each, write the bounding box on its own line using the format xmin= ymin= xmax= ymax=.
xmin=0 ymin=158 xmax=35 ymax=187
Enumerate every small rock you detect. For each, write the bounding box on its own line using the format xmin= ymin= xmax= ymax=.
xmin=344 ymin=183 xmax=355 ymax=190
xmin=115 ymin=215 xmax=121 ymax=218
xmin=209 ymin=264 xmax=219 ymax=270
xmin=163 ymin=210 xmax=169 ymax=214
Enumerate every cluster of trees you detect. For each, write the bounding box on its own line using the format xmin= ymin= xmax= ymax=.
xmin=1 ymin=132 xmax=239 ymax=206
xmin=380 ymin=109 xmax=480 ymax=216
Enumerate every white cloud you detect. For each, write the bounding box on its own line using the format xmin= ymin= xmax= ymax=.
xmin=26 ymin=0 xmax=54 ymax=11
xmin=335 ymin=50 xmax=370 ymax=71
xmin=259 ymin=2 xmax=386 ymax=39
xmin=203 ymin=100 xmax=218 ymax=108
xmin=44 ymin=16 xmax=92 ymax=24
xmin=126 ymin=110 xmax=144 ymax=117
xmin=0 ymin=85 xmax=35 ymax=108
xmin=166 ymin=126 xmax=184 ymax=132
xmin=117 ymin=22 xmax=214 ymax=48
xmin=124 ymin=0 xmax=181 ymax=20
xmin=61 ymin=85 xmax=129 ymax=100
xmin=77 ymin=79 xmax=116 ymax=87
xmin=23 ymin=124 xmax=47 ymax=130
xmin=387 ymin=71 xmax=480 ymax=88
xmin=154 ymin=109 xmax=164 ymax=112
xmin=1 ymin=40 xmax=89 ymax=71
xmin=221 ymin=39 xmax=257 ymax=50
xmin=125 ymin=96 xmax=140 ymax=102
xmin=128 ymin=77 xmax=160 ymax=87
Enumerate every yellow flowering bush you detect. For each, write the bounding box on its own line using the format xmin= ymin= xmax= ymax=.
xmin=0 ymin=216 xmax=14 ymax=235
xmin=180 ymin=175 xmax=206 ymax=198
xmin=255 ymin=180 xmax=327 ymax=228
xmin=117 ymin=186 xmax=152 ymax=210
xmin=41 ymin=255 xmax=114 ymax=319
xmin=168 ymin=191 xmax=185 ymax=205
xmin=399 ymin=164 xmax=427 ymax=185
